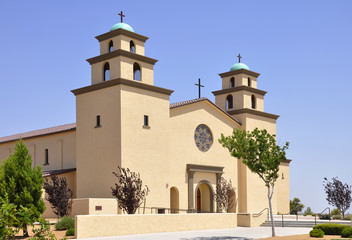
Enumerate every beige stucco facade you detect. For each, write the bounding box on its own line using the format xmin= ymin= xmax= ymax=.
xmin=0 ymin=23 xmax=290 ymax=231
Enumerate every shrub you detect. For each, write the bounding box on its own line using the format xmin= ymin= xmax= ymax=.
xmin=342 ymin=228 xmax=352 ymax=238
xmin=319 ymin=214 xmax=331 ymax=220
xmin=65 ymin=228 xmax=74 ymax=236
xmin=333 ymin=215 xmax=342 ymax=219
xmin=30 ymin=219 xmax=57 ymax=240
xmin=304 ymin=207 xmax=313 ymax=216
xmin=314 ymin=223 xmax=352 ymax=235
xmin=55 ymin=217 xmax=74 ymax=230
xmin=343 ymin=216 xmax=352 ymax=220
xmin=331 ymin=208 xmax=342 ymax=216
xmin=310 ymin=229 xmax=324 ymax=238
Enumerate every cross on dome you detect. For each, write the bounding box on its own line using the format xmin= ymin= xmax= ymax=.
xmin=237 ymin=54 xmax=242 ymax=63
xmin=118 ymin=11 xmax=125 ymax=23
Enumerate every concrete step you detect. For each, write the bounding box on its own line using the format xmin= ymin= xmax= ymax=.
xmin=261 ymin=220 xmax=351 ymax=228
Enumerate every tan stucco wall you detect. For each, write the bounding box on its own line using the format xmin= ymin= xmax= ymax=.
xmin=91 ymin=56 xmax=154 ymax=85
xmin=0 ymin=131 xmax=76 ymax=171
xmin=75 ymin=213 xmax=237 ymax=238
xmin=221 ymin=74 xmax=258 ymax=89
xmin=276 ymin=162 xmax=290 ymax=214
xmin=215 ymin=92 xmax=264 ymax=112
xmin=71 ymin=198 xmax=118 ymax=216
xmin=100 ymin=35 xmax=145 ymax=55
xmin=237 ymin=213 xmax=267 ymax=227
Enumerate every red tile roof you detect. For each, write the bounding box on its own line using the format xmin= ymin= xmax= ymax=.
xmin=0 ymin=98 xmax=241 ymax=144
xmin=0 ymin=123 xmax=76 ymax=144
xmin=170 ymin=97 xmax=242 ymax=125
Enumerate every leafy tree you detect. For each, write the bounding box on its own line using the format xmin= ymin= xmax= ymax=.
xmin=323 ymin=177 xmax=352 ymax=218
xmin=43 ymin=175 xmax=73 ymax=217
xmin=290 ymin=197 xmax=304 ymax=214
xmin=303 ymin=206 xmax=313 ymax=216
xmin=111 ymin=167 xmax=149 ymax=214
xmin=214 ymin=177 xmax=236 ymax=213
xmin=331 ymin=208 xmax=341 ymax=216
xmin=0 ymin=139 xmax=45 ymax=236
xmin=219 ymin=128 xmax=289 ymax=237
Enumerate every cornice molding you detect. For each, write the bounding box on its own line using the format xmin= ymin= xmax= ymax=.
xmin=95 ymin=28 xmax=149 ymax=42
xmin=219 ymin=69 xmax=260 ymax=78
xmin=212 ymin=86 xmax=267 ymax=96
xmin=227 ymin=108 xmax=280 ymax=120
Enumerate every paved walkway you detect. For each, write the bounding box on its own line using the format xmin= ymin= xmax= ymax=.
xmin=81 ymin=227 xmax=311 ymax=240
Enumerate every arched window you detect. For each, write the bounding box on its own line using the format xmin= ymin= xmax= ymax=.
xmin=130 ymin=40 xmax=135 ymax=53
xmin=248 ymin=77 xmax=251 ymax=87
xmin=226 ymin=95 xmax=233 ymax=109
xmin=251 ymin=95 xmax=256 ymax=109
xmin=103 ymin=62 xmax=110 ymax=81
xmin=109 ymin=40 xmax=113 ymax=52
xmin=133 ymin=63 xmax=141 ymax=81
xmin=230 ymin=77 xmax=235 ymax=88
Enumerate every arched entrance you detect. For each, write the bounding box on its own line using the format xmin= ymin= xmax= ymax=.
xmin=195 ymin=181 xmax=214 ymax=213
xmin=170 ymin=187 xmax=179 ymax=213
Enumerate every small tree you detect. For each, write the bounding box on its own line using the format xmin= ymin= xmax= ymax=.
xmin=290 ymin=197 xmax=304 ymax=214
xmin=323 ymin=177 xmax=352 ymax=218
xmin=43 ymin=175 xmax=73 ymax=217
xmin=214 ymin=177 xmax=236 ymax=213
xmin=219 ymin=128 xmax=289 ymax=237
xmin=111 ymin=167 xmax=149 ymax=214
xmin=303 ymin=207 xmax=313 ymax=216
xmin=0 ymin=139 xmax=45 ymax=236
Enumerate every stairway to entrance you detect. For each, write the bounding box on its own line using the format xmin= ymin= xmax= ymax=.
xmin=261 ymin=220 xmax=351 ymax=228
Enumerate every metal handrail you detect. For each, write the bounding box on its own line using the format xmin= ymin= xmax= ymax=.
xmin=253 ymin=208 xmax=269 ymax=220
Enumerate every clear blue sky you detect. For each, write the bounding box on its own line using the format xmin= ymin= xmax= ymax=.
xmin=1 ymin=1 xmax=352 ymax=214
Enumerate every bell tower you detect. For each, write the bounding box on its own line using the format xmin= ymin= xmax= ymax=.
xmin=86 ymin=11 xmax=157 ymax=85
xmin=212 ymin=55 xmax=279 ymax=134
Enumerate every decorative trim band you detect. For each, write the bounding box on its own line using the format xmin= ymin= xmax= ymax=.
xmin=227 ymin=108 xmax=280 ymax=120
xmin=86 ymin=49 xmax=158 ymax=65
xmin=187 ymin=164 xmax=224 ymax=174
xmin=212 ymin=86 xmax=267 ymax=96
xmin=95 ymin=28 xmax=149 ymax=42
xmin=71 ymin=78 xmax=174 ymax=96
xmin=219 ymin=69 xmax=260 ymax=78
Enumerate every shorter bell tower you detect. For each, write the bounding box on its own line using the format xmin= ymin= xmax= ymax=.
xmin=212 ymin=55 xmax=279 ymax=134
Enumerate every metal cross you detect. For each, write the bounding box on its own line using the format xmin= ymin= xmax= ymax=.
xmin=195 ymin=78 xmax=204 ymax=98
xmin=237 ymin=54 xmax=242 ymax=63
xmin=118 ymin=11 xmax=125 ymax=22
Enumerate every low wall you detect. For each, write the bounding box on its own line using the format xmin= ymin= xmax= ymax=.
xmin=237 ymin=213 xmax=267 ymax=227
xmin=42 ymin=200 xmax=57 ymax=219
xmin=75 ymin=213 xmax=237 ymax=239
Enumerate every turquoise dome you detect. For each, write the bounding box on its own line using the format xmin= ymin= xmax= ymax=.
xmin=230 ymin=63 xmax=250 ymax=71
xmin=110 ymin=22 xmax=134 ymax=32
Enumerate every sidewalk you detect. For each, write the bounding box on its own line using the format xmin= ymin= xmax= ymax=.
xmin=80 ymin=227 xmax=311 ymax=240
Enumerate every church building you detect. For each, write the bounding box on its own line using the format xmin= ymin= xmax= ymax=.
xmin=0 ymin=16 xmax=290 ymax=221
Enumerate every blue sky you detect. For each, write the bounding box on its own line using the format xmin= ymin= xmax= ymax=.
xmin=1 ymin=1 xmax=352 ymax=214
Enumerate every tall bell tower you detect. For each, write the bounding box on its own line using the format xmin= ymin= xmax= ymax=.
xmin=212 ymin=55 xmax=279 ymax=134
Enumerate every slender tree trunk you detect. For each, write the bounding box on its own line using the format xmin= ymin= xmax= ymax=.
xmin=23 ymin=223 xmax=29 ymax=237
xmin=268 ymin=185 xmax=275 ymax=237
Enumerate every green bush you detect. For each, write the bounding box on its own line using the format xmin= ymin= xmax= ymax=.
xmin=65 ymin=228 xmax=74 ymax=236
xmin=310 ymin=229 xmax=324 ymax=238
xmin=319 ymin=214 xmax=331 ymax=220
xmin=313 ymin=223 xmax=352 ymax=235
xmin=333 ymin=215 xmax=342 ymax=219
xmin=30 ymin=219 xmax=58 ymax=240
xmin=343 ymin=216 xmax=352 ymax=220
xmin=55 ymin=217 xmax=74 ymax=230
xmin=342 ymin=228 xmax=352 ymax=238
xmin=331 ymin=208 xmax=341 ymax=216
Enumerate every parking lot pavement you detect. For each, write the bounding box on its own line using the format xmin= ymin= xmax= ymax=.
xmin=80 ymin=227 xmax=312 ymax=240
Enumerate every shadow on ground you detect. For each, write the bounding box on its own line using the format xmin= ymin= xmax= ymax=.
xmin=180 ymin=237 xmax=253 ymax=240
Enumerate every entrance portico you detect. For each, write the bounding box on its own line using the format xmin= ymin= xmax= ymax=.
xmin=187 ymin=164 xmax=224 ymax=213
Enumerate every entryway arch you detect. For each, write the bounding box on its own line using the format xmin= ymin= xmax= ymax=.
xmin=195 ymin=180 xmax=214 ymax=213
xmin=170 ymin=187 xmax=179 ymax=213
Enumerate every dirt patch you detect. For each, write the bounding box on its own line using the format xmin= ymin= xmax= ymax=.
xmin=260 ymin=234 xmax=346 ymax=240
xmin=14 ymin=225 xmax=74 ymax=240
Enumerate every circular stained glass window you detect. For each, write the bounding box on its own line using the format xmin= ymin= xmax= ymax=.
xmin=194 ymin=124 xmax=213 ymax=152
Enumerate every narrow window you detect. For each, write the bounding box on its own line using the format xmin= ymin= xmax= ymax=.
xmin=109 ymin=40 xmax=114 ymax=52
xmin=44 ymin=149 xmax=49 ymax=165
xmin=248 ymin=77 xmax=251 ymax=87
xmin=226 ymin=95 xmax=233 ymax=109
xmin=133 ymin=63 xmax=141 ymax=81
xmin=144 ymin=115 xmax=149 ymax=126
xmin=104 ymin=62 xmax=110 ymax=81
xmin=96 ymin=115 xmax=101 ymax=127
xmin=230 ymin=77 xmax=235 ymax=88
xmin=130 ymin=40 xmax=135 ymax=53
xmin=251 ymin=95 xmax=256 ymax=109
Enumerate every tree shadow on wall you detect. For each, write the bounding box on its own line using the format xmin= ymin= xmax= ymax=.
xmin=180 ymin=237 xmax=253 ymax=240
